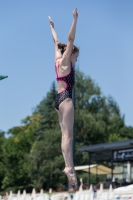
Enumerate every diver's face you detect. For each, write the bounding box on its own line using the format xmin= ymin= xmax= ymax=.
xmin=70 ymin=52 xmax=79 ymax=64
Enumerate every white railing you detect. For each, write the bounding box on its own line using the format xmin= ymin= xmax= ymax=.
xmin=1 ymin=184 xmax=133 ymax=200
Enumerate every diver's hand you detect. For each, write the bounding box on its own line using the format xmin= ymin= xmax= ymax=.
xmin=48 ymin=16 xmax=54 ymax=28
xmin=73 ymin=8 xmax=78 ymax=19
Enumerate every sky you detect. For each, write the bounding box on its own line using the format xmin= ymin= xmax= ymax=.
xmin=0 ymin=0 xmax=133 ymax=132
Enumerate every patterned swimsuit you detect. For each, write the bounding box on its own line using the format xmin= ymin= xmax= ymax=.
xmin=54 ymin=62 xmax=74 ymax=110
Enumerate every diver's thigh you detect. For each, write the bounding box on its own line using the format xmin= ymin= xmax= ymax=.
xmin=59 ymin=99 xmax=74 ymax=130
xmin=55 ymin=108 xmax=63 ymax=128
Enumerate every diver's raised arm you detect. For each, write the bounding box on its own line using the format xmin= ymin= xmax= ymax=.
xmin=48 ymin=16 xmax=60 ymax=44
xmin=48 ymin=16 xmax=62 ymax=60
xmin=62 ymin=8 xmax=78 ymax=64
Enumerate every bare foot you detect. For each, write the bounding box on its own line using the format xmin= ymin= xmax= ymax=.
xmin=63 ymin=167 xmax=77 ymax=186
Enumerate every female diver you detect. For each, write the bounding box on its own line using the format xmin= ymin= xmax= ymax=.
xmin=48 ymin=8 xmax=79 ymax=186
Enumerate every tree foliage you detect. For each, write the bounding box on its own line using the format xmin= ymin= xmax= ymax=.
xmin=0 ymin=69 xmax=133 ymax=192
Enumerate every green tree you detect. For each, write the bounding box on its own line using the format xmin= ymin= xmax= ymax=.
xmin=1 ymin=69 xmax=133 ymax=191
xmin=2 ymin=114 xmax=40 ymax=192
xmin=35 ymin=82 xmax=57 ymax=129
xmin=74 ymin=69 xmax=130 ymax=166
xmin=28 ymin=82 xmax=66 ymax=190
xmin=28 ymin=129 xmax=66 ymax=190
xmin=0 ymin=130 xmax=6 ymax=191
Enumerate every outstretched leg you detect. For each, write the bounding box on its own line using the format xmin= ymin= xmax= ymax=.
xmin=59 ymin=98 xmax=77 ymax=186
xmin=55 ymin=108 xmax=68 ymax=167
xmin=59 ymin=98 xmax=74 ymax=169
